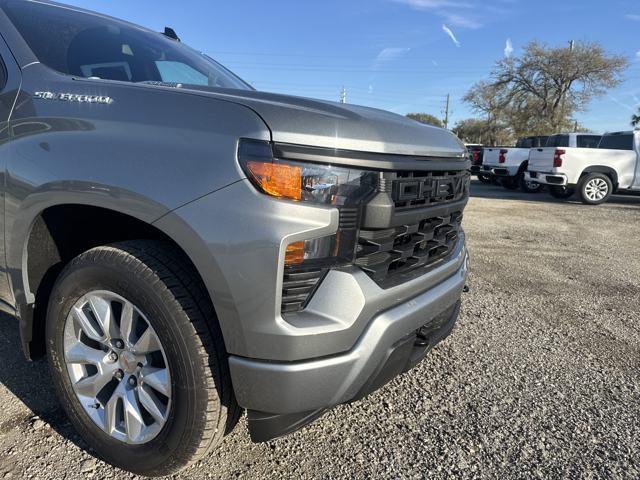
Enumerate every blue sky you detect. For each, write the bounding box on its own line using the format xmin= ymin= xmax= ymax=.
xmin=62 ymin=0 xmax=640 ymax=132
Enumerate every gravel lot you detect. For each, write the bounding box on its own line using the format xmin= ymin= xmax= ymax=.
xmin=1 ymin=180 xmax=639 ymax=479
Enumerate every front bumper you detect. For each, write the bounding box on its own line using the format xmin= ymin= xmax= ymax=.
xmin=484 ymin=165 xmax=519 ymax=177
xmin=230 ymin=246 xmax=468 ymax=440
xmin=157 ymin=176 xmax=469 ymax=441
xmin=525 ymin=171 xmax=568 ymax=186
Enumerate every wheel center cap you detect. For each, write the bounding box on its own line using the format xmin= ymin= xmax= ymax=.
xmin=120 ymin=351 xmax=138 ymax=374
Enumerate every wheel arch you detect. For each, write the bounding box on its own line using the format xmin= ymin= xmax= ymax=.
xmin=17 ymin=203 xmax=222 ymax=360
xmin=579 ymin=166 xmax=619 ymax=188
xmin=517 ymin=160 xmax=529 ymax=175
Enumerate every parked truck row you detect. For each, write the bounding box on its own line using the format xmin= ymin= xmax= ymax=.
xmin=468 ymin=130 xmax=640 ymax=204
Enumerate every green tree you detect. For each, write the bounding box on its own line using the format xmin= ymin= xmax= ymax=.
xmin=632 ymin=108 xmax=640 ymax=128
xmin=453 ymin=118 xmax=513 ymax=146
xmin=406 ymin=113 xmax=444 ymax=128
xmin=465 ymin=41 xmax=628 ymax=137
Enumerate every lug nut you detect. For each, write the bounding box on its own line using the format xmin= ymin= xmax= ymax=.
xmin=114 ymin=369 xmax=124 ymax=380
xmin=108 ymin=351 xmax=118 ymax=362
xmin=128 ymin=376 xmax=137 ymax=387
xmin=114 ymin=340 xmax=124 ymax=349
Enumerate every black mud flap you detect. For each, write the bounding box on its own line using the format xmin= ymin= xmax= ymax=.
xmin=247 ymin=409 xmax=327 ymax=443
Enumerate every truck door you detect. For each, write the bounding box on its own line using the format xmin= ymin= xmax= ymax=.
xmin=0 ymin=34 xmax=21 ymax=307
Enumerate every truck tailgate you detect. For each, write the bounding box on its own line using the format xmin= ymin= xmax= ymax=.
xmin=529 ymin=147 xmax=555 ymax=171
xmin=483 ymin=148 xmax=501 ymax=167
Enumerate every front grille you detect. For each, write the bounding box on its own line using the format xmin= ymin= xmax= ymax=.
xmin=281 ymin=266 xmax=327 ymax=313
xmin=280 ymin=164 xmax=468 ymax=314
xmin=356 ymin=211 xmax=463 ymax=288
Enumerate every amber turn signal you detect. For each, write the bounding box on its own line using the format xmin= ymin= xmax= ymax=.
xmin=245 ymin=161 xmax=302 ymax=201
xmin=284 ymin=241 xmax=305 ymax=265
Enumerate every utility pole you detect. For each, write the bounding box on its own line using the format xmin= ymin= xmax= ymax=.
xmin=443 ymin=93 xmax=450 ymax=129
xmin=340 ymin=86 xmax=347 ymax=104
xmin=569 ymin=40 xmax=574 ymax=52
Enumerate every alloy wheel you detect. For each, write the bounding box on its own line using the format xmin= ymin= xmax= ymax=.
xmin=584 ymin=178 xmax=609 ymax=201
xmin=63 ymin=291 xmax=171 ymax=444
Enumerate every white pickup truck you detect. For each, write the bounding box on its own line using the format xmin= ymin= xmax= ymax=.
xmin=526 ymin=131 xmax=640 ymax=204
xmin=482 ymin=136 xmax=549 ymax=192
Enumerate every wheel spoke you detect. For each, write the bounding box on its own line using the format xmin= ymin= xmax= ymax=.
xmin=138 ymin=385 xmax=166 ymax=424
xmin=65 ymin=342 xmax=105 ymax=365
xmin=75 ymin=367 xmax=115 ymax=398
xmin=132 ymin=328 xmax=161 ymax=354
xmin=104 ymin=382 xmax=125 ymax=435
xmin=123 ymin=387 xmax=145 ymax=443
xmin=141 ymin=367 xmax=170 ymax=396
xmin=120 ymin=302 xmax=135 ymax=348
xmin=88 ymin=295 xmax=115 ymax=340
xmin=72 ymin=306 xmax=105 ymax=342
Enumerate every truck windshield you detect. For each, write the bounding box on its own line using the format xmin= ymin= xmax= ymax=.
xmin=3 ymin=0 xmax=251 ymax=90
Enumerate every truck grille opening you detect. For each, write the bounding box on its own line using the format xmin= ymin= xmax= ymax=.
xmin=392 ymin=171 xmax=468 ymax=210
xmin=355 ymin=211 xmax=463 ymax=288
xmin=281 ymin=266 xmax=327 ymax=313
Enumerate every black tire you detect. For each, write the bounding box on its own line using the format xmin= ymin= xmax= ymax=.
xmin=519 ymin=175 xmax=544 ymax=193
xmin=477 ymin=173 xmax=492 ymax=184
xmin=45 ymin=240 xmax=239 ymax=476
xmin=577 ymin=172 xmax=613 ymax=205
xmin=500 ymin=176 xmax=519 ymax=190
xmin=548 ymin=186 xmax=576 ymax=200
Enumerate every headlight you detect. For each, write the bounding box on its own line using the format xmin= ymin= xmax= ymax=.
xmin=238 ymin=138 xmax=377 ymax=206
xmin=238 ymin=138 xmax=377 ymax=270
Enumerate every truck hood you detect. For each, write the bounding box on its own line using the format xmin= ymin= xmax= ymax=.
xmin=181 ymin=86 xmax=465 ymax=158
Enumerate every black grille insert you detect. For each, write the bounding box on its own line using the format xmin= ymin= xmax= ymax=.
xmin=356 ymin=211 xmax=463 ymax=288
xmin=281 ymin=266 xmax=327 ymax=313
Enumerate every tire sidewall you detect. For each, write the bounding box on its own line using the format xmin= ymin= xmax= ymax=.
xmin=46 ymin=252 xmax=211 ymax=475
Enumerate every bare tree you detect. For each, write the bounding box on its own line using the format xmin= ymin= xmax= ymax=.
xmin=462 ymin=82 xmax=513 ymax=144
xmin=465 ymin=41 xmax=628 ymax=136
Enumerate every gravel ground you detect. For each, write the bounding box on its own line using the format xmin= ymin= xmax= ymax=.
xmin=1 ymin=180 xmax=639 ymax=479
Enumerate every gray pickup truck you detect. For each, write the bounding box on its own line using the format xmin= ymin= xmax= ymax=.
xmin=0 ymin=0 xmax=470 ymax=475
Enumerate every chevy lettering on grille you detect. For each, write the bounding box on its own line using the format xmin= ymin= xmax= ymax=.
xmin=392 ymin=172 xmax=469 ymax=204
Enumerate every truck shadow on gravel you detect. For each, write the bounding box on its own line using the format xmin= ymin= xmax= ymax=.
xmin=470 ymin=180 xmax=640 ymax=208
xmin=0 ymin=312 xmax=91 ymax=452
